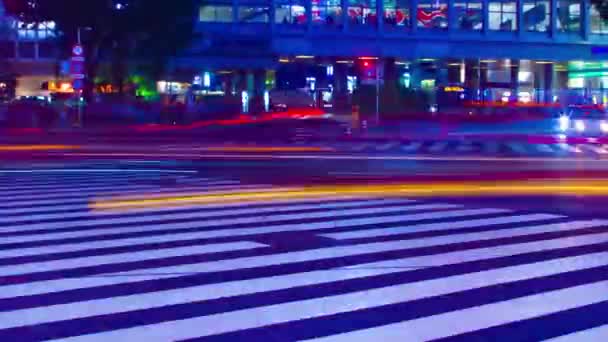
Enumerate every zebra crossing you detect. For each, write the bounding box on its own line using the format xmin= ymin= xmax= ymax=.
xmin=334 ymin=139 xmax=608 ymax=158
xmin=0 ymin=170 xmax=608 ymax=340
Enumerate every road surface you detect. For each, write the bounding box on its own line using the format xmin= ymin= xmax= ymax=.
xmin=0 ymin=154 xmax=607 ymax=341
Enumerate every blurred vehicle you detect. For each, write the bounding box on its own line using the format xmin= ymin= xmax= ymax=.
xmin=557 ymin=105 xmax=608 ymax=136
xmin=4 ymin=96 xmax=57 ymax=128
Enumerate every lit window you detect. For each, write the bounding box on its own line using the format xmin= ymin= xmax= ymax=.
xmin=238 ymin=5 xmax=270 ymax=23
xmin=523 ymin=0 xmax=549 ymax=32
xmin=348 ymin=0 xmax=377 ymax=27
xmin=417 ymin=0 xmax=448 ymax=29
xmin=455 ymin=0 xmax=483 ymax=30
xmin=557 ymin=0 xmax=580 ymax=32
xmin=383 ymin=0 xmax=410 ymax=29
xmin=313 ymin=0 xmax=342 ymax=25
xmin=489 ymin=0 xmax=517 ymax=31
xmin=200 ymin=4 xmax=233 ymax=22
xmin=276 ymin=0 xmax=307 ymax=25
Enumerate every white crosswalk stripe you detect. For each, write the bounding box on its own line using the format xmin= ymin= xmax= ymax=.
xmin=506 ymin=142 xmax=528 ymax=154
xmin=483 ymin=142 xmax=500 ymax=154
xmin=401 ymin=142 xmax=423 ymax=152
xmin=0 ymin=171 xmax=606 ymax=341
xmin=376 ymin=142 xmax=399 ymax=151
xmin=428 ymin=142 xmax=449 ymax=153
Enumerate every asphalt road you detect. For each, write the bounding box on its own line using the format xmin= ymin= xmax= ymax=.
xmin=0 ymin=152 xmax=608 ymax=341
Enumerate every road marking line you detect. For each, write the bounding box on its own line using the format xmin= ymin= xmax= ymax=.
xmin=0 ymin=199 xmax=415 ymax=227
xmin=322 ymin=213 xmax=562 ymax=240
xmin=428 ymin=142 xmax=448 ymax=153
xmin=58 ymin=252 xmax=608 ymax=341
xmin=535 ymin=144 xmax=555 ymax=153
xmin=505 ymin=143 xmax=528 ymax=154
xmin=0 ymin=204 xmax=464 ymax=243
xmin=2 ymin=231 xmax=608 ymax=333
xmin=342 ymin=222 xmax=608 ymax=270
xmin=307 ymin=276 xmax=608 ymax=341
xmin=3 ymin=222 xmax=607 ymax=302
xmin=401 ymin=142 xmax=423 ymax=152
xmin=0 ymin=242 xmax=267 ymax=277
xmin=376 ymin=142 xmax=398 ymax=151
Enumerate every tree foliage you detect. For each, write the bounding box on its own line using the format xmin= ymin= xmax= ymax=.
xmin=6 ymin=0 xmax=199 ymax=96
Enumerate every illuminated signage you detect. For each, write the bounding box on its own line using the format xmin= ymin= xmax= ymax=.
xmin=444 ymin=86 xmax=464 ymax=92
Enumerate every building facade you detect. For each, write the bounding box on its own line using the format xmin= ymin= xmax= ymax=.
xmin=0 ymin=0 xmax=60 ymax=100
xmin=174 ymin=0 xmax=608 ymax=110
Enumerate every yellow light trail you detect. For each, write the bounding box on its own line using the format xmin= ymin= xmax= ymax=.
xmin=0 ymin=145 xmax=80 ymax=151
xmin=90 ymin=179 xmax=608 ymax=211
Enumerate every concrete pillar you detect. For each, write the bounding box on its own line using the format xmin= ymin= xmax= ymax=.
xmin=436 ymin=61 xmax=450 ymax=87
xmin=550 ymin=0 xmax=557 ymax=37
xmin=251 ymin=69 xmax=266 ymax=114
xmin=510 ymin=59 xmax=520 ymax=101
xmin=341 ymin=0 xmax=348 ymax=31
xmin=482 ymin=0 xmax=489 ymax=34
xmin=447 ymin=0 xmax=456 ymax=31
xmin=410 ymin=0 xmax=418 ymax=31
xmin=447 ymin=61 xmax=462 ymax=84
xmin=377 ymin=0 xmax=384 ymax=32
xmin=383 ymin=57 xmax=398 ymax=88
xmin=582 ymin=0 xmax=590 ymax=40
xmin=533 ymin=63 xmax=542 ymax=102
xmin=223 ymin=73 xmax=235 ymax=96
xmin=465 ymin=59 xmax=480 ymax=100
xmin=517 ymin=0 xmax=524 ymax=35
xmin=333 ymin=62 xmax=350 ymax=113
xmin=544 ymin=63 xmax=555 ymax=103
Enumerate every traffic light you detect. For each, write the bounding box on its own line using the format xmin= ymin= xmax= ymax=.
xmin=357 ymin=58 xmax=377 ymax=80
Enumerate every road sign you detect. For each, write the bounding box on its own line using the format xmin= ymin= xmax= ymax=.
xmin=72 ymin=79 xmax=84 ymax=90
xmin=70 ymin=43 xmax=86 ymax=89
xmin=72 ymin=44 xmax=84 ymax=57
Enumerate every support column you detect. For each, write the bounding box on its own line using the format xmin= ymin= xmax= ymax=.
xmin=333 ymin=61 xmax=350 ymax=113
xmin=582 ymin=0 xmax=590 ymax=40
xmin=342 ymin=0 xmax=349 ymax=31
xmin=482 ymin=0 xmax=489 ymax=34
xmin=544 ymin=63 xmax=555 ymax=103
xmin=223 ymin=73 xmax=236 ymax=97
xmin=410 ymin=0 xmax=418 ymax=31
xmin=446 ymin=60 xmax=462 ymax=84
xmin=480 ymin=62 xmax=488 ymax=101
xmin=465 ymin=59 xmax=480 ymax=101
xmin=270 ymin=0 xmax=276 ymax=32
xmin=232 ymin=0 xmax=239 ymax=26
xmin=306 ymin=0 xmax=313 ymax=32
xmin=517 ymin=0 xmax=524 ymax=35
xmin=447 ymin=0 xmax=456 ymax=31
xmin=251 ymin=69 xmax=267 ymax=115
xmin=550 ymin=0 xmax=557 ymax=37
xmin=510 ymin=59 xmax=520 ymax=102
xmin=377 ymin=0 xmax=384 ymax=33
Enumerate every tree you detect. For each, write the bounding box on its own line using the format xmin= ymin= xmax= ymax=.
xmin=6 ymin=0 xmax=198 ymax=98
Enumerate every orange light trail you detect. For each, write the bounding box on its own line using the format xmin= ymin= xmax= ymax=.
xmin=90 ymin=179 xmax=608 ymax=211
xmin=0 ymin=145 xmax=80 ymax=151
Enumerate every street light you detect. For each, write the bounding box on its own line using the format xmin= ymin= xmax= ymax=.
xmin=77 ymin=27 xmax=92 ymax=45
